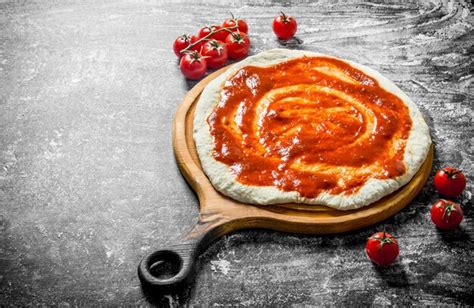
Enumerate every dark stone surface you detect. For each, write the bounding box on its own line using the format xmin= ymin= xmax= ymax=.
xmin=1 ymin=0 xmax=473 ymax=306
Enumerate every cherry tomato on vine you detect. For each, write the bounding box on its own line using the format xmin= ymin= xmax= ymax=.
xmin=179 ymin=51 xmax=207 ymax=80
xmin=202 ymin=40 xmax=228 ymax=69
xmin=272 ymin=12 xmax=297 ymax=40
xmin=173 ymin=34 xmax=190 ymax=57
xmin=189 ymin=35 xmax=204 ymax=53
xmin=365 ymin=231 xmax=399 ymax=266
xmin=225 ymin=32 xmax=250 ymax=60
xmin=198 ymin=25 xmax=228 ymax=42
xmin=430 ymin=199 xmax=463 ymax=230
xmin=222 ymin=15 xmax=248 ymax=33
xmin=434 ymin=167 xmax=467 ymax=197
xmin=173 ymin=34 xmax=202 ymax=57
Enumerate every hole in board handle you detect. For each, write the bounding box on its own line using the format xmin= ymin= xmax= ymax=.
xmin=148 ymin=250 xmax=183 ymax=281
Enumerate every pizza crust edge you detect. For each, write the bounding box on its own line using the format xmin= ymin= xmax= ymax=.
xmin=193 ymin=49 xmax=431 ymax=210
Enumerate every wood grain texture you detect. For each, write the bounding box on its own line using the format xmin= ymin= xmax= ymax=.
xmin=0 ymin=0 xmax=472 ymax=306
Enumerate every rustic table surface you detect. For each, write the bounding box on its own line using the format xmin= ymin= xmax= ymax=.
xmin=1 ymin=0 xmax=473 ymax=306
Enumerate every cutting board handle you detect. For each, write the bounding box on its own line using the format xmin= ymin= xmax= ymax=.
xmin=137 ymin=212 xmax=231 ymax=293
xmin=137 ymin=237 xmax=201 ymax=293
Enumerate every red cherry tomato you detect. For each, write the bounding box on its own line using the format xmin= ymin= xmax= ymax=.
xmin=173 ymin=34 xmax=190 ymax=57
xmin=225 ymin=32 xmax=250 ymax=60
xmin=198 ymin=25 xmax=227 ymax=42
xmin=198 ymin=26 xmax=212 ymax=39
xmin=430 ymin=199 xmax=463 ymax=230
xmin=365 ymin=231 xmax=399 ymax=266
xmin=202 ymin=40 xmax=228 ymax=69
xmin=179 ymin=51 xmax=207 ymax=80
xmin=272 ymin=12 xmax=297 ymax=40
xmin=222 ymin=15 xmax=248 ymax=33
xmin=189 ymin=35 xmax=203 ymax=53
xmin=434 ymin=167 xmax=467 ymax=197
xmin=173 ymin=34 xmax=202 ymax=57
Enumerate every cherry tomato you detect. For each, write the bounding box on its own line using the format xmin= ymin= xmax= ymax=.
xmin=272 ymin=12 xmax=297 ymax=40
xmin=198 ymin=25 xmax=228 ymax=42
xmin=430 ymin=199 xmax=463 ymax=230
xmin=434 ymin=167 xmax=467 ymax=197
xmin=225 ymin=32 xmax=250 ymax=60
xmin=189 ymin=35 xmax=204 ymax=53
xmin=365 ymin=231 xmax=399 ymax=266
xmin=179 ymin=51 xmax=207 ymax=80
xmin=222 ymin=15 xmax=248 ymax=33
xmin=173 ymin=34 xmax=202 ymax=57
xmin=202 ymin=40 xmax=228 ymax=69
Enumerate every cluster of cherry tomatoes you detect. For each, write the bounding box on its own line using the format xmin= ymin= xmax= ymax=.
xmin=173 ymin=15 xmax=250 ymax=80
xmin=173 ymin=12 xmax=299 ymax=80
xmin=366 ymin=166 xmax=467 ymax=266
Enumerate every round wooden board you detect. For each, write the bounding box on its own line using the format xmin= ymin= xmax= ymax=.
xmin=173 ymin=65 xmax=433 ymax=238
xmin=138 ymin=63 xmax=433 ymax=292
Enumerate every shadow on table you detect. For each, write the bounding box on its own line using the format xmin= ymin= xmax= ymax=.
xmin=185 ymin=79 xmax=199 ymax=91
xmin=140 ymin=278 xmax=197 ymax=307
xmin=437 ymin=225 xmax=472 ymax=246
xmin=373 ymin=261 xmax=409 ymax=288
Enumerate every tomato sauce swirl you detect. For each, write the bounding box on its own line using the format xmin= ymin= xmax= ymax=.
xmin=207 ymin=56 xmax=412 ymax=198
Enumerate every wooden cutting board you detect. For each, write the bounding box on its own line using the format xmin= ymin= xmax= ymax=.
xmin=138 ymin=65 xmax=433 ymax=292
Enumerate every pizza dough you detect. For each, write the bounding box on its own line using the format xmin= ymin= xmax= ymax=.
xmin=193 ymin=49 xmax=431 ymax=210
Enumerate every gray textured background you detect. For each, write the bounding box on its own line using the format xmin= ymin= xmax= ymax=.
xmin=1 ymin=0 xmax=473 ymax=306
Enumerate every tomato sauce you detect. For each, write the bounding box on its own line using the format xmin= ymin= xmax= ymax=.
xmin=207 ymin=56 xmax=412 ymax=198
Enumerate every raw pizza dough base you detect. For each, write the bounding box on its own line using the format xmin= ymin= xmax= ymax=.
xmin=193 ymin=49 xmax=431 ymax=210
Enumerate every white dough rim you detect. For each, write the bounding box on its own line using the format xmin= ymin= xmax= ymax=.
xmin=193 ymin=49 xmax=431 ymax=210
